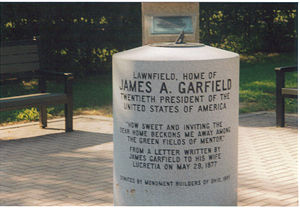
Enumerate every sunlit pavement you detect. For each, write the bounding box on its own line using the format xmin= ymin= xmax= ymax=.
xmin=0 ymin=112 xmax=297 ymax=206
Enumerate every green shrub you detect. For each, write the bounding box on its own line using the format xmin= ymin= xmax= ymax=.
xmin=0 ymin=3 xmax=297 ymax=77
xmin=16 ymin=108 xmax=39 ymax=121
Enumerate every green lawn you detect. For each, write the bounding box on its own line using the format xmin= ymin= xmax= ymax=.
xmin=0 ymin=52 xmax=297 ymax=125
xmin=239 ymin=52 xmax=297 ymax=113
xmin=0 ymin=74 xmax=113 ymax=124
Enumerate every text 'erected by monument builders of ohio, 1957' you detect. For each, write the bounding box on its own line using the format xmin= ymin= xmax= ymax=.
xmin=113 ymin=45 xmax=239 ymax=206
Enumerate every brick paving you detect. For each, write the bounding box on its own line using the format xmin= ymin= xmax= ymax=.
xmin=238 ymin=112 xmax=298 ymax=206
xmin=0 ymin=112 xmax=297 ymax=206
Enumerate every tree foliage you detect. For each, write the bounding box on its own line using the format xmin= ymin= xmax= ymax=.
xmin=200 ymin=3 xmax=297 ymax=54
xmin=0 ymin=3 xmax=297 ymax=76
xmin=1 ymin=3 xmax=141 ymax=76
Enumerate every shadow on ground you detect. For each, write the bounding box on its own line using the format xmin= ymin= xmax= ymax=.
xmin=0 ymin=130 xmax=113 ymax=205
xmin=239 ymin=112 xmax=298 ymax=128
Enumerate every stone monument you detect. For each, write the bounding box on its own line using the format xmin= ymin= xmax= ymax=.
xmin=142 ymin=2 xmax=199 ymax=45
xmin=113 ymin=3 xmax=239 ymax=206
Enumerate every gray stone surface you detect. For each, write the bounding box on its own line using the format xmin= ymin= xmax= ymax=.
xmin=0 ymin=112 xmax=298 ymax=206
xmin=113 ymin=45 xmax=239 ymax=205
xmin=142 ymin=2 xmax=199 ymax=45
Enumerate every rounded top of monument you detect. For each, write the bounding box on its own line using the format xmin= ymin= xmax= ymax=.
xmin=149 ymin=42 xmax=204 ymax=48
xmin=113 ymin=44 xmax=239 ymax=62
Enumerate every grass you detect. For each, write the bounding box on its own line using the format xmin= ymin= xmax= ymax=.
xmin=0 ymin=74 xmax=112 ymax=125
xmin=0 ymin=52 xmax=297 ymax=125
xmin=239 ymin=52 xmax=297 ymax=113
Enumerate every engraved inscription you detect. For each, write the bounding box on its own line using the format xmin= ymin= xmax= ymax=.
xmin=151 ymin=16 xmax=193 ymax=34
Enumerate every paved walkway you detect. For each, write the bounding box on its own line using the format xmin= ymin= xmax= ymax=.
xmin=0 ymin=112 xmax=297 ymax=206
